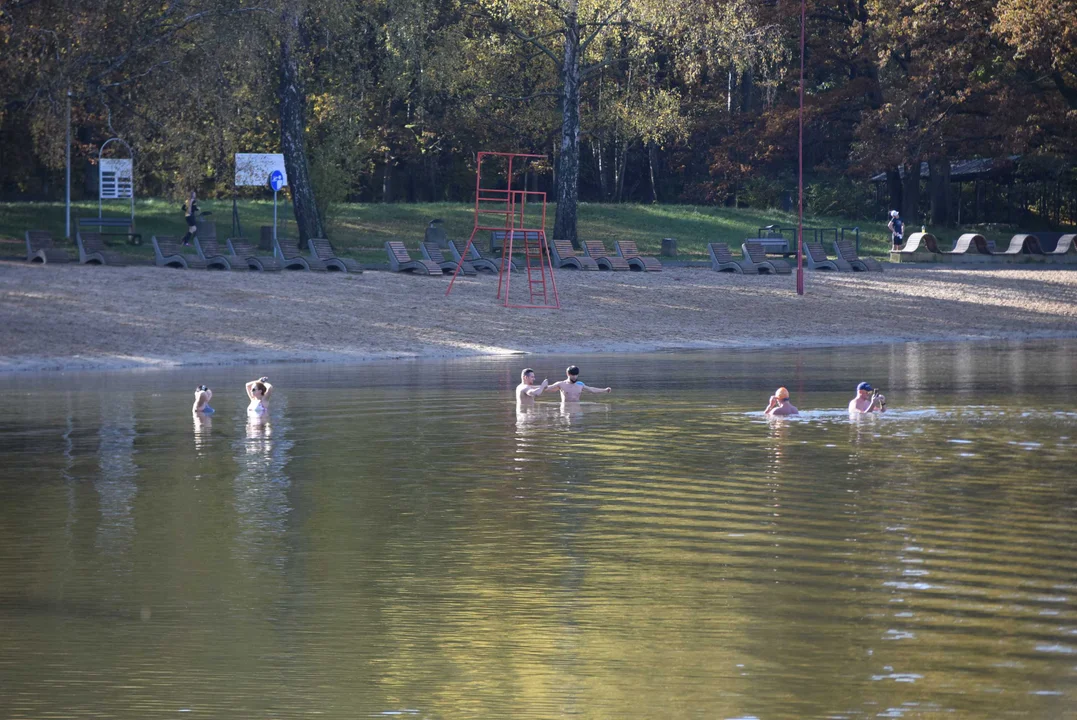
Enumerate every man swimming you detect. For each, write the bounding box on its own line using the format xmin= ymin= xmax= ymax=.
xmin=546 ymin=366 xmax=611 ymax=402
xmin=764 ymin=386 xmax=799 ymax=416
xmin=849 ymin=381 xmax=886 ymax=413
xmin=516 ymin=368 xmax=549 ymax=405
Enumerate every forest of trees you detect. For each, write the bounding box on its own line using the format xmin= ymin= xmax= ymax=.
xmin=2 ymin=0 xmax=1075 ymax=242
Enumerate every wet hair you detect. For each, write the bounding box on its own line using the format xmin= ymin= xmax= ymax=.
xmin=254 ymin=382 xmax=267 ymax=394
xmin=567 ymin=366 xmax=580 ymax=376
xmin=198 ymin=385 xmax=208 ymax=392
xmin=521 ymin=368 xmax=535 ymax=382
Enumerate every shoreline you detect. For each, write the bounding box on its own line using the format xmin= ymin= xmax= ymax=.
xmin=3 ymin=330 xmax=1077 ymax=376
xmin=3 ymin=261 xmax=1076 ymax=375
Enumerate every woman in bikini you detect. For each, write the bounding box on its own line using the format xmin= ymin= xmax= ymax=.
xmin=245 ymin=376 xmax=273 ymax=421
xmin=193 ymin=384 xmax=214 ymax=414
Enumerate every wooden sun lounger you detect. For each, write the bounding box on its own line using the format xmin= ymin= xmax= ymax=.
xmin=153 ymin=236 xmax=209 ymax=269
xmin=1047 ymin=234 xmax=1076 ymax=255
xmin=448 ymin=239 xmax=514 ymax=273
xmin=25 ymin=230 xmax=71 ymax=264
xmin=993 ymin=234 xmax=1044 ymax=255
xmin=895 ymin=232 xmax=943 ymax=254
xmin=707 ymin=243 xmax=750 ymax=273
xmin=614 ymin=240 xmax=662 ymax=271
xmin=309 ymin=238 xmax=363 ymax=273
xmin=945 ymin=233 xmax=993 ymax=255
xmin=193 ymin=237 xmax=233 ymax=270
xmin=422 ymin=241 xmax=476 ymax=275
xmin=802 ymin=241 xmax=840 ymax=270
xmin=273 ymin=237 xmax=326 ymax=271
xmin=384 ymin=241 xmax=442 ymax=275
xmin=742 ymin=242 xmax=792 ymax=274
xmin=226 ymin=238 xmax=281 ymax=271
xmin=549 ymin=239 xmax=598 ymax=270
xmin=76 ymin=232 xmax=128 ymax=266
xmin=582 ymin=240 xmax=631 ymax=271
xmin=835 ymin=240 xmax=883 ymax=271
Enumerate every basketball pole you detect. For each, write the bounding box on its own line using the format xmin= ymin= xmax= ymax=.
xmin=796 ymin=0 xmax=806 ymax=296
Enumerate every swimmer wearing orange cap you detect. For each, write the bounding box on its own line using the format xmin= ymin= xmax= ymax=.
xmin=764 ymin=386 xmax=799 ymax=416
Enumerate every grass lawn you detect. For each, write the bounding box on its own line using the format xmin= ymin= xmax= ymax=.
xmin=0 ymin=198 xmax=1051 ymax=264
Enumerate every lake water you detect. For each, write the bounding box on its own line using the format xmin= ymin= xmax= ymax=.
xmin=1 ymin=341 xmax=1076 ymax=719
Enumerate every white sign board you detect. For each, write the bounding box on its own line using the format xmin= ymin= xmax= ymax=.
xmin=99 ymin=158 xmax=133 ymax=199
xmin=235 ymin=153 xmax=288 ymax=187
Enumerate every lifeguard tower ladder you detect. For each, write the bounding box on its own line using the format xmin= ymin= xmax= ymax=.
xmin=446 ymin=151 xmax=560 ymax=310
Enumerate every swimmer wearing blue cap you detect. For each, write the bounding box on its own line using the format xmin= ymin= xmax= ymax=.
xmin=849 ymin=381 xmax=886 ymax=413
xmin=547 ymin=365 xmax=611 ymax=402
xmin=193 ymin=385 xmax=214 ymax=414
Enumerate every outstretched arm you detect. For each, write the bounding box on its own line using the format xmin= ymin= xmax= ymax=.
xmin=584 ymin=384 xmax=611 ymax=394
xmin=525 ymin=379 xmax=549 ymax=397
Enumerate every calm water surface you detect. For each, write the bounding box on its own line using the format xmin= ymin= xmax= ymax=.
xmin=1 ymin=341 xmax=1076 ymax=719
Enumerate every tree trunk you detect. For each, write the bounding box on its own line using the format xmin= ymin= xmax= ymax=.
xmin=592 ymin=139 xmax=609 ymax=201
xmin=613 ymin=139 xmax=627 ymax=203
xmin=647 ymin=140 xmax=659 ymax=204
xmin=886 ymin=168 xmax=902 ymax=212
xmin=278 ymin=4 xmax=324 ymax=243
xmin=553 ymin=10 xmax=581 ymax=246
xmin=901 ymin=159 xmax=921 ymax=226
xmin=928 ymin=156 xmax=951 ymax=226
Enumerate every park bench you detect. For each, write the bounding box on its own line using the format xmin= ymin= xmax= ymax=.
xmin=802 ymin=241 xmax=841 ymax=271
xmin=78 ymin=216 xmax=141 ymax=245
xmin=448 ymin=239 xmax=513 ymax=273
xmin=745 ymin=237 xmax=790 ymax=256
xmin=548 ymin=239 xmax=598 ymax=270
xmin=490 ymin=229 xmax=544 ymax=253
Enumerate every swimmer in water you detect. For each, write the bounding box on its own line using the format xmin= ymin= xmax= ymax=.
xmin=546 ymin=365 xmax=611 ymax=402
xmin=245 ymin=376 xmax=273 ymax=419
xmin=764 ymin=386 xmax=798 ymax=416
xmin=516 ymin=368 xmax=549 ymax=406
xmin=849 ymin=381 xmax=886 ymax=413
xmin=193 ymin=384 xmax=214 ymax=414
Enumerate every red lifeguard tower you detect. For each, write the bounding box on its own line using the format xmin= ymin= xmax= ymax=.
xmin=446 ymin=151 xmax=560 ymax=309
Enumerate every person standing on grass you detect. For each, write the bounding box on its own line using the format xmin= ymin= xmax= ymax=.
xmin=546 ymin=366 xmax=611 ymax=402
xmin=181 ymin=191 xmax=199 ymax=246
xmin=887 ymin=210 xmax=904 ymax=251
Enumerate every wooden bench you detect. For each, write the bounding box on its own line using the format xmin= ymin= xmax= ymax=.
xmin=834 ymin=240 xmax=882 ymax=271
xmin=746 ymin=237 xmax=790 ymax=255
xmin=707 ymin=242 xmax=749 ymax=273
xmin=78 ymin=217 xmax=142 ymax=245
xmin=490 ymin=230 xmax=544 ymax=252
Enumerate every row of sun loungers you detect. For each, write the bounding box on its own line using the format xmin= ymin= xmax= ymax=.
xmin=706 ymin=241 xmax=881 ymax=274
xmin=24 ymin=229 xmax=362 ymax=272
xmin=891 ymin=232 xmax=1077 ymax=264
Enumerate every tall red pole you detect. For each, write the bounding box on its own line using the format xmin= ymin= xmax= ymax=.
xmin=796 ymin=0 xmax=806 ymax=295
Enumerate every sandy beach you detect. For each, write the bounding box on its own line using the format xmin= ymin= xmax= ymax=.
xmin=1 ymin=260 xmax=1075 ymax=373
